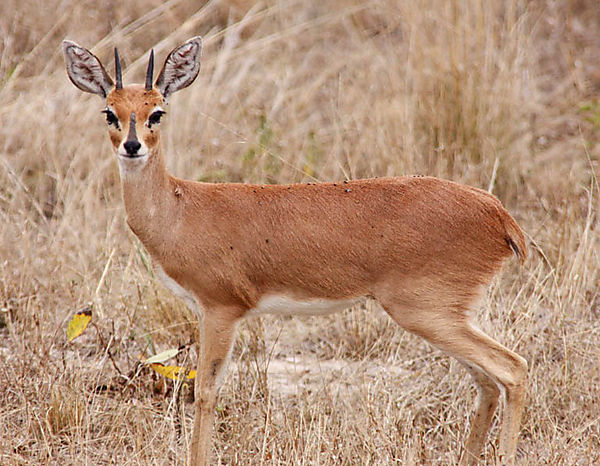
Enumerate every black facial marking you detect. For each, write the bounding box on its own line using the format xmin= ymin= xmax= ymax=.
xmin=127 ymin=113 xmax=137 ymax=140
xmin=101 ymin=109 xmax=119 ymax=128
xmin=123 ymin=113 xmax=141 ymax=156
xmin=148 ymin=110 xmax=165 ymax=127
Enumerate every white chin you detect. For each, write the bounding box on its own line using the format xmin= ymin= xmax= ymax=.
xmin=117 ymin=153 xmax=148 ymax=176
xmin=118 ymin=152 xmax=148 ymax=160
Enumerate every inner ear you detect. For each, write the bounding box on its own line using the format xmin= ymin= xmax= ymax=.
xmin=62 ymin=40 xmax=114 ymax=97
xmin=154 ymin=36 xmax=202 ymax=99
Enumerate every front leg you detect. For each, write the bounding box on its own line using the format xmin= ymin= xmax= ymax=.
xmin=190 ymin=312 xmax=238 ymax=466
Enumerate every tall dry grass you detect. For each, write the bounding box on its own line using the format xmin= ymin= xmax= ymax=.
xmin=1 ymin=0 xmax=599 ymax=464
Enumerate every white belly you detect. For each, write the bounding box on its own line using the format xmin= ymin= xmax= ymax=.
xmin=250 ymin=294 xmax=365 ymax=317
xmin=155 ymin=264 xmax=363 ymax=318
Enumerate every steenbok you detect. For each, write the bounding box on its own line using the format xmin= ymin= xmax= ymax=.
xmin=63 ymin=36 xmax=527 ymax=465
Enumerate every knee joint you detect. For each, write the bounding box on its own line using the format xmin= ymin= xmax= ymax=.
xmin=503 ymin=355 xmax=528 ymax=396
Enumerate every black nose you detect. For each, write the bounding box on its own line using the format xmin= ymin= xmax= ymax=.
xmin=124 ymin=140 xmax=141 ymax=155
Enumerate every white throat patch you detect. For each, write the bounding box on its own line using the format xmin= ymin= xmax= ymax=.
xmin=117 ymin=151 xmax=149 ymax=178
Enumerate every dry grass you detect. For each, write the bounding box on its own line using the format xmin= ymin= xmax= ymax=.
xmin=1 ymin=0 xmax=599 ymax=464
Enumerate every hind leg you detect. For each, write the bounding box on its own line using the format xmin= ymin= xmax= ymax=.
xmin=379 ymin=301 xmax=527 ymax=465
xmin=460 ymin=365 xmax=500 ymax=465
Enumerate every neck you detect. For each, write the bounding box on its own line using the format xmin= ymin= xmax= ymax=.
xmin=119 ymin=144 xmax=172 ymax=247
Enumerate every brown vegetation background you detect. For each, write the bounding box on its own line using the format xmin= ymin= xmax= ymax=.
xmin=0 ymin=0 xmax=599 ymax=464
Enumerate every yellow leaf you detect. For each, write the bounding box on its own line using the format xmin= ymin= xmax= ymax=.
xmin=187 ymin=370 xmax=196 ymax=380
xmin=150 ymin=363 xmax=193 ymax=381
xmin=143 ymin=348 xmax=180 ymax=365
xmin=66 ymin=306 xmax=92 ymax=342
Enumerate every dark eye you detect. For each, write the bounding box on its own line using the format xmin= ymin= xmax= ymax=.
xmin=148 ymin=110 xmax=165 ymax=127
xmin=101 ymin=109 xmax=119 ymax=128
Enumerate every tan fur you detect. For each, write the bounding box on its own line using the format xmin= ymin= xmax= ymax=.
xmin=106 ymin=84 xmax=164 ymax=151
xmin=64 ymin=40 xmax=528 ymax=466
xmin=124 ymin=172 xmax=521 ymax=312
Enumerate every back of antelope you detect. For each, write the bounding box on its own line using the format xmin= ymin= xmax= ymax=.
xmin=63 ymin=36 xmax=528 ymax=465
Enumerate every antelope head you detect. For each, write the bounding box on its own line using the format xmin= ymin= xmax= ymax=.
xmin=62 ymin=37 xmax=203 ymax=175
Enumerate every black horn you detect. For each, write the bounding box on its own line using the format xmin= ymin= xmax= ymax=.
xmin=145 ymin=49 xmax=154 ymax=91
xmin=114 ymin=48 xmax=123 ymax=90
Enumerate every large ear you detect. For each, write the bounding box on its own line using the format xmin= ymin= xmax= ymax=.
xmin=62 ymin=40 xmax=113 ymax=97
xmin=154 ymin=36 xmax=202 ymax=100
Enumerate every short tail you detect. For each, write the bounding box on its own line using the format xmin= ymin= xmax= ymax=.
xmin=501 ymin=210 xmax=528 ymax=265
